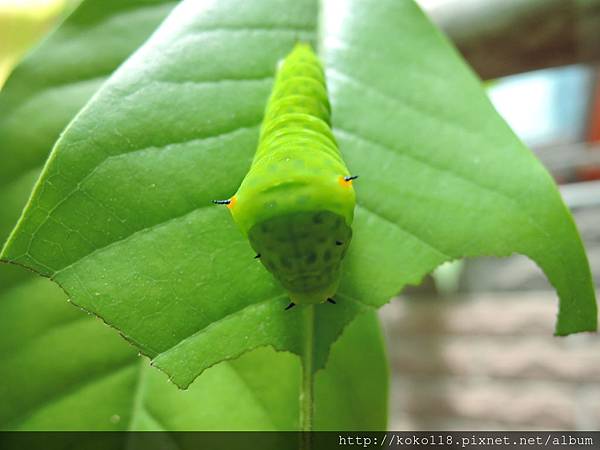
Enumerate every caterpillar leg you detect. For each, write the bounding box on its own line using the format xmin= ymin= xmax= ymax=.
xmin=285 ymin=302 xmax=296 ymax=310
xmin=327 ymin=298 xmax=336 ymax=304
xmin=344 ymin=175 xmax=359 ymax=181
xmin=254 ymin=253 xmax=261 ymax=259
xmin=212 ymin=199 xmax=231 ymax=205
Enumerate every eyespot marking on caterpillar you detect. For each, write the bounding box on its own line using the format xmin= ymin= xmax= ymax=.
xmin=227 ymin=196 xmax=237 ymax=209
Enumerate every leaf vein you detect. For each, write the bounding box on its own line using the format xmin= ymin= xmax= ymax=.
xmin=31 ymin=123 xmax=261 ymax=274
xmin=336 ymin=127 xmax=552 ymax=242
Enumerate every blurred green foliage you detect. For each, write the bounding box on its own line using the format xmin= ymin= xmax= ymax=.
xmin=0 ymin=0 xmax=71 ymax=87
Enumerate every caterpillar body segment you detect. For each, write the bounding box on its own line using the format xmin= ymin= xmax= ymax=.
xmin=225 ymin=43 xmax=356 ymax=305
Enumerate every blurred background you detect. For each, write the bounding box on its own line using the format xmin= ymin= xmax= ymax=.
xmin=1 ymin=0 xmax=599 ymax=431
xmin=0 ymin=0 xmax=75 ymax=86
xmin=382 ymin=0 xmax=600 ymax=431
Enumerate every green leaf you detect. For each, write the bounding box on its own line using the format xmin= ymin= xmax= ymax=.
xmin=0 ymin=179 xmax=387 ymax=431
xmin=313 ymin=311 xmax=388 ymax=430
xmin=0 ymin=0 xmax=388 ymax=431
xmin=0 ymin=274 xmax=387 ymax=430
xmin=0 ymin=171 xmax=388 ymax=430
xmin=0 ymin=0 xmax=178 ymax=318
xmin=321 ymin=0 xmax=596 ymax=335
xmin=2 ymin=0 xmax=595 ymax=393
xmin=0 ymin=0 xmax=177 ymax=202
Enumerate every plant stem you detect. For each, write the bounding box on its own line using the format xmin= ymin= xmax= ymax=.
xmin=300 ymin=305 xmax=314 ymax=446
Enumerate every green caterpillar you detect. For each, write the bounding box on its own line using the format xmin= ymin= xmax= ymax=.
xmin=214 ymin=43 xmax=356 ymax=309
